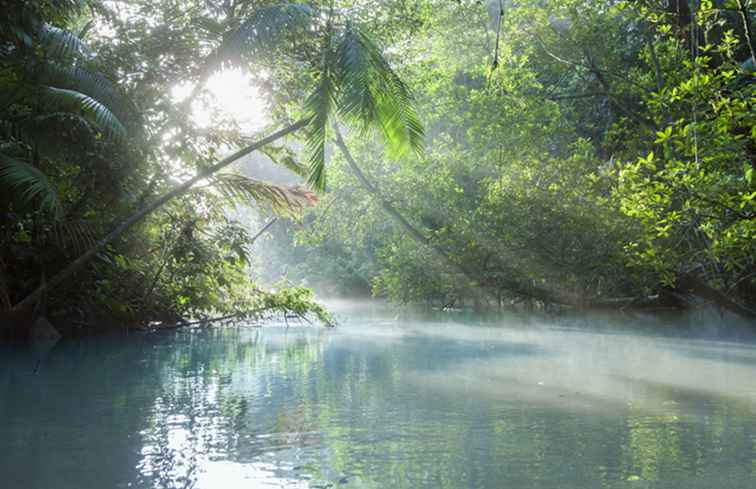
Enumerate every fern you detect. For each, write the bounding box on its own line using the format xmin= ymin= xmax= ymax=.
xmin=0 ymin=152 xmax=62 ymax=217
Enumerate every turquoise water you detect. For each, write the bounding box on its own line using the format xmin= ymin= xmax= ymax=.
xmin=2 ymin=303 xmax=756 ymax=488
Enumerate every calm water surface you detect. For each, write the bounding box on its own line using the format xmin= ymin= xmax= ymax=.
xmin=2 ymin=303 xmax=756 ymax=488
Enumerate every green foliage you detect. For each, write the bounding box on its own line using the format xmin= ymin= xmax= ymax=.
xmin=186 ymin=2 xmax=425 ymax=191
xmin=38 ymin=86 xmax=127 ymax=139
xmin=259 ymin=284 xmax=334 ymax=326
xmin=301 ymin=16 xmax=425 ymax=190
xmin=264 ymin=0 xmax=756 ymax=313
xmin=0 ymin=0 xmax=350 ymax=329
xmin=3 ymin=0 xmax=753 ymax=329
xmin=0 ymin=152 xmax=61 ymax=217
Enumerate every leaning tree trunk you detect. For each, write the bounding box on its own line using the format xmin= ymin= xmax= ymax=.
xmin=12 ymin=119 xmax=308 ymax=312
xmin=333 ymin=128 xmax=434 ymax=249
xmin=332 ymin=127 xmax=459 ymax=266
xmin=333 ymin=126 xmax=558 ymax=305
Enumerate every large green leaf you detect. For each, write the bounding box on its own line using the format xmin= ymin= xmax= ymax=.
xmin=39 ymin=24 xmax=93 ymax=61
xmin=203 ymin=5 xmax=424 ymax=191
xmin=0 ymin=152 xmax=62 ymax=217
xmin=303 ymin=23 xmax=424 ymax=191
xmin=334 ymin=25 xmax=424 ymax=156
xmin=304 ymin=42 xmax=338 ymax=191
xmin=35 ymin=62 xmax=129 ymax=123
xmin=39 ymin=86 xmax=127 ymax=140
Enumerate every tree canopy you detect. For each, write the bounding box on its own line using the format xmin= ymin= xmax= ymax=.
xmin=1 ymin=0 xmax=754 ymax=335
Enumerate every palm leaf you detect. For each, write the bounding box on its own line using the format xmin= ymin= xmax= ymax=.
xmin=228 ymin=3 xmax=313 ymax=52
xmin=35 ymin=62 xmax=129 ymax=123
xmin=335 ymin=25 xmax=379 ymax=129
xmin=205 ymin=3 xmax=314 ymax=76
xmin=201 ymin=5 xmax=424 ymax=192
xmin=38 ymin=24 xmax=93 ymax=61
xmin=48 ymin=220 xmax=97 ymax=254
xmin=39 ymin=86 xmax=127 ymax=140
xmin=210 ymin=173 xmax=318 ymax=218
xmin=304 ymin=59 xmax=337 ymax=191
xmin=0 ymin=152 xmax=62 ymax=217
xmin=303 ymin=23 xmax=424 ymax=191
xmin=335 ymin=25 xmax=424 ymax=156
xmin=260 ymin=145 xmax=310 ymax=178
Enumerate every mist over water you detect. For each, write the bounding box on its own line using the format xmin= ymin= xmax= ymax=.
xmin=2 ymin=302 xmax=756 ymax=488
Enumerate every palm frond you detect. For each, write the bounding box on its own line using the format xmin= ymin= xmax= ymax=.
xmin=48 ymin=220 xmax=97 ymax=254
xmin=0 ymin=152 xmax=62 ymax=217
xmin=260 ymin=145 xmax=309 ymax=178
xmin=210 ymin=173 xmax=318 ymax=218
xmin=39 ymin=86 xmax=127 ymax=139
xmin=304 ymin=29 xmax=338 ymax=191
xmin=38 ymin=24 xmax=93 ymax=61
xmin=207 ymin=3 xmax=314 ymax=74
xmin=335 ymin=25 xmax=379 ymax=129
xmin=335 ymin=25 xmax=424 ymax=157
xmin=35 ymin=62 xmax=129 ymax=123
xmin=301 ymin=23 xmax=424 ymax=191
xmin=230 ymin=3 xmax=313 ymax=51
xmin=304 ymin=73 xmax=335 ymax=191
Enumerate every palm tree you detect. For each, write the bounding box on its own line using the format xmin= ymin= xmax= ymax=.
xmin=1 ymin=18 xmax=129 ymax=218
xmin=10 ymin=3 xmax=424 ymax=311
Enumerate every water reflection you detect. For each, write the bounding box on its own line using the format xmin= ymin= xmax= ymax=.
xmin=1 ymin=306 xmax=756 ymax=488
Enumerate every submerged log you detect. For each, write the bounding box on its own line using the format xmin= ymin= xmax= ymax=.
xmin=30 ymin=316 xmax=62 ymax=343
xmin=0 ymin=306 xmax=35 ymax=340
xmin=0 ymin=309 xmax=62 ymax=344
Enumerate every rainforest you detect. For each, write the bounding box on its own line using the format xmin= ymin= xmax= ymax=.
xmin=1 ymin=1 xmax=756 ymax=487
xmin=1 ymin=0 xmax=755 ymax=332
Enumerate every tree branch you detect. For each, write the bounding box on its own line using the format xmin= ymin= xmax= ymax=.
xmin=12 ymin=118 xmax=309 ymax=312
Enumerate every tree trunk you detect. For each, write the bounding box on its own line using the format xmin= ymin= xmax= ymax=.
xmin=667 ymin=0 xmax=692 ymax=33
xmin=333 ymin=126 xmax=559 ymax=305
xmin=11 ymin=119 xmax=308 ymax=312
xmin=736 ymin=0 xmax=756 ymax=64
xmin=676 ymin=273 xmax=756 ymax=320
xmin=332 ymin=127 xmax=460 ymax=268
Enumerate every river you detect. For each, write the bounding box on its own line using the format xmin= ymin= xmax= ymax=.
xmin=2 ymin=302 xmax=756 ymax=488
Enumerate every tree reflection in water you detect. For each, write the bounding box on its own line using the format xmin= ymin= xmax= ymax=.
xmin=2 ymin=307 xmax=756 ymax=488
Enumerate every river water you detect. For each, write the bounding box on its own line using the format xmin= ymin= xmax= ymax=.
xmin=2 ymin=303 xmax=756 ymax=488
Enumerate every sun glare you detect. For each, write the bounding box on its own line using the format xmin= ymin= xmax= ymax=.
xmin=172 ymin=68 xmax=269 ymax=132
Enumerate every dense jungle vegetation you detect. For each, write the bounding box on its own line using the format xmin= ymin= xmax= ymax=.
xmin=1 ymin=0 xmax=755 ymax=336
